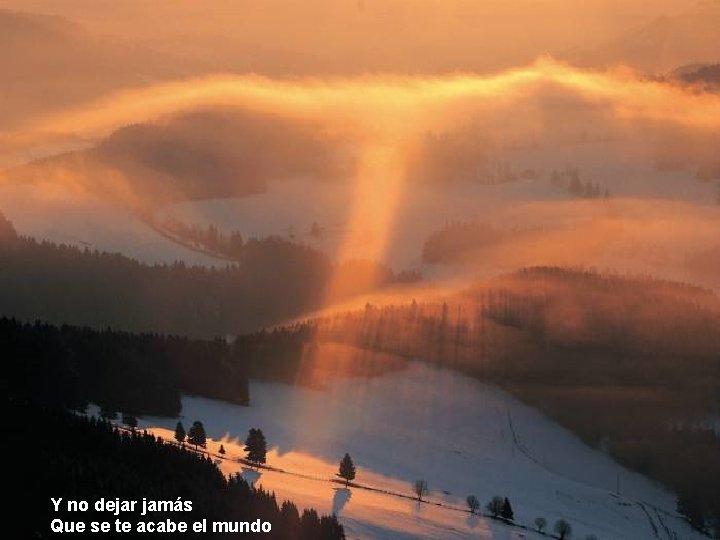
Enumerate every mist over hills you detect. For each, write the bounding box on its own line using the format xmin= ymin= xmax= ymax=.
xmin=308 ymin=266 xmax=720 ymax=526
xmin=2 ymin=2 xmax=720 ymax=537
xmin=90 ymin=110 xmax=347 ymax=202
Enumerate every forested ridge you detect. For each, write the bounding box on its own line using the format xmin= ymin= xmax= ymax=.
xmin=3 ymin=317 xmax=248 ymax=415
xmin=0 ymin=225 xmax=324 ymax=337
xmin=1 ymin=315 xmax=325 ymax=417
xmin=309 ymin=267 xmax=720 ymax=533
xmin=3 ymin=203 xmax=720 ymax=533
xmin=0 ymin=210 xmax=418 ymax=337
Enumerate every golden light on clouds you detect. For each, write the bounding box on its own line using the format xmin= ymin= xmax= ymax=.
xmin=4 ymin=58 xmax=720 ymax=301
xmin=13 ymin=58 xmax=720 ymax=142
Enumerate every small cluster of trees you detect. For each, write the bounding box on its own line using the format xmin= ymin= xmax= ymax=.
xmin=550 ymin=167 xmax=610 ymax=199
xmin=532 ymin=516 xmax=573 ymax=538
xmin=174 ymin=421 xmax=268 ymax=466
xmin=464 ymin=494 xmax=584 ymax=539
xmin=531 ymin=517 xmax=582 ymax=539
xmin=20 ymin=401 xmax=346 ymax=540
xmin=173 ymin=422 xmax=361 ymax=493
xmin=174 ymin=420 xmax=206 ymax=450
xmin=398 ymin=484 xmax=585 ymax=538
xmin=104 ymin=411 xmax=601 ymax=539
xmin=483 ymin=495 xmax=514 ymax=521
xmin=162 ymin=218 xmax=245 ymax=259
xmin=475 ymin=162 xmax=536 ymax=185
xmin=465 ymin=494 xmax=514 ymax=521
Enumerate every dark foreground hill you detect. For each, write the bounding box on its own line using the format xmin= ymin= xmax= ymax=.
xmin=9 ymin=401 xmax=344 ymax=539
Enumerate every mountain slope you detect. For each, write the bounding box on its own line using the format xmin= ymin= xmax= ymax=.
xmin=573 ymin=1 xmax=720 ymax=72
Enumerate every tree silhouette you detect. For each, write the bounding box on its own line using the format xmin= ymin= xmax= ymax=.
xmin=501 ymin=497 xmax=514 ymax=521
xmin=174 ymin=422 xmax=186 ymax=447
xmin=554 ymin=519 xmax=573 ymax=539
xmin=187 ymin=421 xmax=206 ymax=450
xmin=244 ymin=428 xmax=267 ymax=466
xmin=534 ymin=517 xmax=547 ymax=532
xmin=122 ymin=413 xmax=138 ymax=432
xmin=466 ymin=495 xmax=480 ymax=514
xmin=219 ymin=444 xmax=226 ymax=456
xmin=486 ymin=496 xmax=504 ymax=518
xmin=337 ymin=453 xmax=356 ymax=487
xmin=413 ymin=479 xmax=428 ymax=502
xmin=18 ymin=402 xmax=345 ymax=540
xmin=99 ymin=405 xmax=117 ymax=421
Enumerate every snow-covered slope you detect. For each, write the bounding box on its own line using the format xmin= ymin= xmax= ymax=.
xmin=135 ymin=363 xmax=703 ymax=540
xmin=162 ymin=143 xmax=719 ymax=287
xmin=0 ymin=182 xmax=221 ymax=265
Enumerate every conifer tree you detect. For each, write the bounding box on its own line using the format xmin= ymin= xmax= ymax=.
xmin=122 ymin=413 xmax=138 ymax=432
xmin=486 ymin=496 xmax=504 ymax=518
xmin=501 ymin=497 xmax=514 ymax=521
xmin=244 ymin=428 xmax=267 ymax=466
xmin=174 ymin=422 xmax=186 ymax=446
xmin=187 ymin=420 xmax=206 ymax=450
xmin=337 ymin=453 xmax=356 ymax=487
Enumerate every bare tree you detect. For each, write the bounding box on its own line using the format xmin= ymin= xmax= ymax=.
xmin=534 ymin=517 xmax=547 ymax=533
xmin=466 ymin=495 xmax=480 ymax=514
xmin=413 ymin=479 xmax=428 ymax=502
xmin=554 ymin=519 xmax=573 ymax=540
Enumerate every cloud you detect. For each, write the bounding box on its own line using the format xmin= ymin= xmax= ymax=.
xmin=3 ymin=59 xmax=719 ymax=301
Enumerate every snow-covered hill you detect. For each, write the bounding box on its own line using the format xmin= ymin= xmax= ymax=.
xmin=161 ymin=142 xmax=719 ymax=286
xmin=134 ymin=363 xmax=704 ymax=540
xmin=0 ymin=182 xmax=221 ymax=265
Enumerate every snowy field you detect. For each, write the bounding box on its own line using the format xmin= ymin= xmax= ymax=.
xmin=2 ymin=138 xmax=717 ymax=289
xmin=0 ymin=182 xmax=221 ymax=266
xmin=131 ymin=363 xmax=703 ymax=540
xmin=158 ymin=141 xmax=719 ymax=285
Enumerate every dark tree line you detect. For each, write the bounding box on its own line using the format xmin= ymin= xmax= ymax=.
xmin=10 ymin=400 xmax=344 ymax=539
xmin=0 ymin=313 xmax=336 ymax=416
xmin=551 ymin=167 xmax=610 ymax=199
xmin=2 ymin=316 xmax=250 ymax=416
xmin=0 ymin=227 xmax=327 ymax=338
xmin=0 ymin=211 xmax=419 ymax=338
